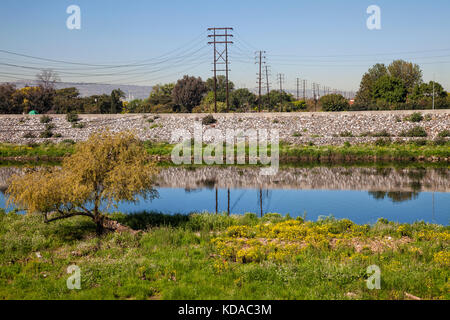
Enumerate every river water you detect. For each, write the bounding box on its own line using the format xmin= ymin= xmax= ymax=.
xmin=1 ymin=165 xmax=449 ymax=225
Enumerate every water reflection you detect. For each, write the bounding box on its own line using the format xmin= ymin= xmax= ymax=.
xmin=368 ymin=191 xmax=419 ymax=203
xmin=1 ymin=165 xmax=449 ymax=225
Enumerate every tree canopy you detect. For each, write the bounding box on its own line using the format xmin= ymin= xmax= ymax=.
xmin=352 ymin=60 xmax=449 ymax=110
xmin=172 ymin=75 xmax=207 ymax=112
xmin=7 ymin=131 xmax=158 ymax=234
xmin=372 ymin=75 xmax=408 ymax=104
xmin=320 ymin=94 xmax=350 ymax=112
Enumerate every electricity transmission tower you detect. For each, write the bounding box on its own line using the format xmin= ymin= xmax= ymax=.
xmin=312 ymin=82 xmax=319 ymax=111
xmin=277 ymin=73 xmax=285 ymax=111
xmin=255 ymin=51 xmax=266 ymax=112
xmin=302 ymin=79 xmax=307 ymax=100
xmin=264 ymin=65 xmax=271 ymax=110
xmin=296 ymin=78 xmax=300 ymax=100
xmin=208 ymin=27 xmax=233 ymax=112
xmin=277 ymin=73 xmax=285 ymax=92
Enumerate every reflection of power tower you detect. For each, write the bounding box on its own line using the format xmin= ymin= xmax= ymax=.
xmin=257 ymin=189 xmax=271 ymax=217
xmin=208 ymin=27 xmax=233 ymax=112
xmin=255 ymin=51 xmax=266 ymax=112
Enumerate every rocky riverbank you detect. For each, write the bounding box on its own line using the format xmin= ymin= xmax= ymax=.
xmin=0 ymin=110 xmax=449 ymax=145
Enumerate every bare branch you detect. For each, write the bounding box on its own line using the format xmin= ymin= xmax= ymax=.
xmin=45 ymin=211 xmax=93 ymax=223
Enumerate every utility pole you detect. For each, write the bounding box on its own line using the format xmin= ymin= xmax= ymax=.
xmin=255 ymin=51 xmax=266 ymax=112
xmin=277 ymin=73 xmax=285 ymax=112
xmin=302 ymin=79 xmax=307 ymax=100
xmin=432 ymin=74 xmax=435 ymax=110
xmin=264 ymin=65 xmax=271 ymax=111
xmin=312 ymin=82 xmax=318 ymax=112
xmin=208 ymin=27 xmax=233 ymax=112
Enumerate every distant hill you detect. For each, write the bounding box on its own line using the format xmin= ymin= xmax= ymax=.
xmin=10 ymin=81 xmax=152 ymax=100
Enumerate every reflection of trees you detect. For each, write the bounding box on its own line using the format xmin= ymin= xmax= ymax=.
xmin=407 ymin=169 xmax=426 ymax=181
xmin=368 ymin=191 xmax=420 ymax=203
xmin=368 ymin=191 xmax=386 ymax=200
xmin=197 ymin=179 xmax=217 ymax=190
xmin=375 ymin=168 xmax=392 ymax=177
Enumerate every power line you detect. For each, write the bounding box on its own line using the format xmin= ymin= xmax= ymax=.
xmin=0 ymin=31 xmax=209 ymax=68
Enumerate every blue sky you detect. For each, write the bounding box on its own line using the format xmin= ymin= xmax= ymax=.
xmin=0 ymin=0 xmax=449 ymax=92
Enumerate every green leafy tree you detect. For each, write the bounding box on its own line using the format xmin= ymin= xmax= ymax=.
xmin=148 ymin=83 xmax=175 ymax=108
xmin=262 ymin=90 xmax=294 ymax=111
xmin=0 ymin=83 xmax=18 ymax=114
xmin=110 ymin=89 xmax=125 ymax=113
xmin=172 ymin=75 xmax=207 ymax=112
xmin=11 ymin=86 xmax=55 ymax=114
xmin=291 ymin=100 xmax=307 ymax=111
xmin=320 ymin=94 xmax=350 ymax=112
xmin=354 ymin=63 xmax=388 ymax=106
xmin=387 ymin=60 xmax=422 ymax=92
xmin=52 ymin=87 xmax=82 ymax=114
xmin=82 ymin=94 xmax=111 ymax=114
xmin=372 ymin=75 xmax=407 ymax=104
xmin=205 ymin=75 xmax=235 ymax=102
xmin=410 ymin=81 xmax=446 ymax=100
xmin=230 ymin=88 xmax=257 ymax=111
xmin=124 ymin=99 xmax=152 ymax=113
xmin=7 ymin=131 xmax=158 ymax=235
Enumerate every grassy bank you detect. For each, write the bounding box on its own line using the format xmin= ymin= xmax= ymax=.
xmin=0 ymin=210 xmax=448 ymax=300
xmin=0 ymin=140 xmax=449 ymax=163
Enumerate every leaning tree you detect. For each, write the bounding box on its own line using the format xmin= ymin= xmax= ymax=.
xmin=7 ymin=131 xmax=158 ymax=234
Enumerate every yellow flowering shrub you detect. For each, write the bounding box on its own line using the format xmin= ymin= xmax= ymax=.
xmin=226 ymin=225 xmax=256 ymax=238
xmin=236 ymin=246 xmax=265 ymax=263
xmin=211 ymin=218 xmax=449 ymax=265
xmin=433 ymin=251 xmax=450 ymax=266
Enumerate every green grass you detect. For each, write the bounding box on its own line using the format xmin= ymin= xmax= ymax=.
xmin=0 ymin=210 xmax=448 ymax=300
xmin=0 ymin=142 xmax=75 ymax=158
xmin=1 ymin=140 xmax=449 ymax=162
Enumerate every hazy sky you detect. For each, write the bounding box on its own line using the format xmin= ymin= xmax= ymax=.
xmin=1 ymin=0 xmax=449 ymax=92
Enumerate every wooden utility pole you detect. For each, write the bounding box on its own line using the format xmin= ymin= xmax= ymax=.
xmin=208 ymin=27 xmax=233 ymax=112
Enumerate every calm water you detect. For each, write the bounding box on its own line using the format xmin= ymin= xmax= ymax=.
xmin=1 ymin=165 xmax=449 ymax=225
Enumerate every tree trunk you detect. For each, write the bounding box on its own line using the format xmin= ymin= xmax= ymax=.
xmin=95 ymin=213 xmax=135 ymax=235
xmin=102 ymin=217 xmax=136 ymax=234
xmin=95 ymin=214 xmax=104 ymax=235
